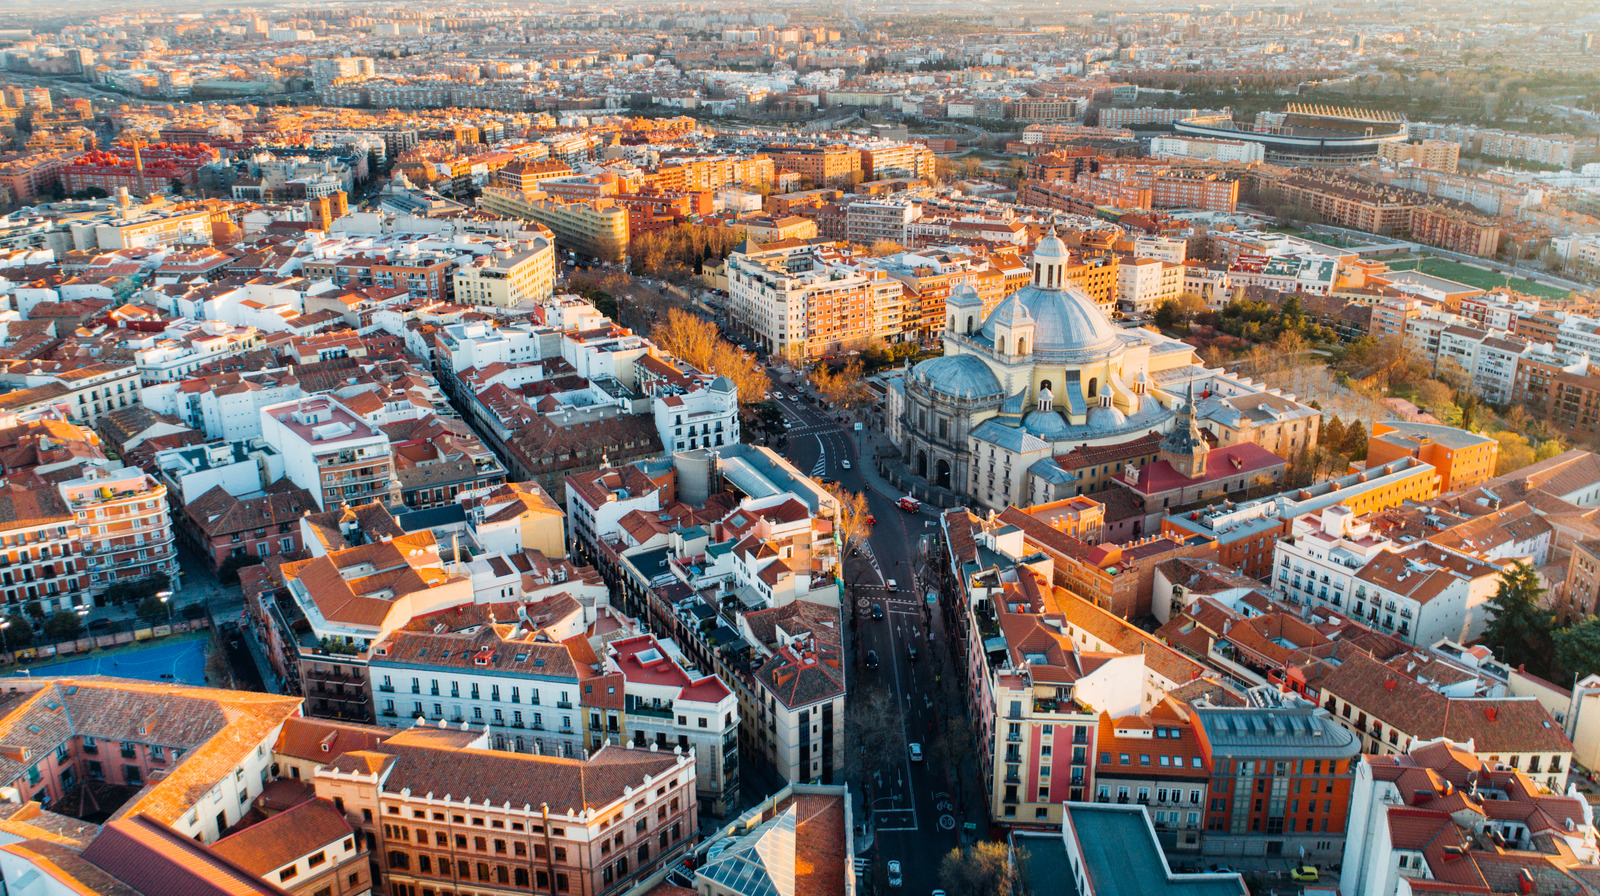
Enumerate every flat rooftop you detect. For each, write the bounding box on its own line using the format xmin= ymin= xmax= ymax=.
xmin=1022 ymin=804 xmax=1246 ymax=896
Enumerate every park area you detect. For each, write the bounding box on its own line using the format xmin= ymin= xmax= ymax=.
xmin=1382 ymin=256 xmax=1572 ymax=301
xmin=3 ymin=632 xmax=212 ymax=686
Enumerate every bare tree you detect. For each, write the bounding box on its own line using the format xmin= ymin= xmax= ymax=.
xmin=846 ymin=681 xmax=906 ymax=785
xmin=824 ymin=483 xmax=874 ymax=553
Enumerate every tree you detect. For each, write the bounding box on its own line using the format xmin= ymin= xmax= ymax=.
xmin=1415 ymin=379 xmax=1457 ymax=414
xmin=1 ymin=613 xmax=32 ymax=650
xmin=135 ymin=595 xmax=169 ymax=626
xmin=650 ymin=308 xmax=770 ymax=405
xmin=1480 ymin=560 xmax=1554 ymax=678
xmin=1491 ymin=431 xmax=1537 ymax=476
xmin=1322 ymin=416 xmax=1346 ymax=455
xmin=811 ymin=359 xmax=873 ymax=411
xmin=825 ymin=484 xmax=874 ymax=555
xmin=1554 ymin=616 xmax=1600 ymax=682
xmin=1342 ymin=420 xmax=1368 ymax=460
xmin=43 ymin=611 xmax=83 ymax=643
xmin=938 ymin=842 xmax=1022 ymax=896
xmin=1153 ymin=299 xmax=1182 ymax=331
xmin=845 ymin=682 xmax=905 ymax=783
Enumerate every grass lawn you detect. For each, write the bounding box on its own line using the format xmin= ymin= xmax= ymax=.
xmin=1383 ymin=256 xmax=1571 ymax=300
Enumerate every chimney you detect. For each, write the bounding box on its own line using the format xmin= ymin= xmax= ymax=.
xmin=1518 ymin=869 xmax=1534 ymax=895
xmin=1385 ymin=679 xmax=1397 ymax=691
xmin=1485 ymin=706 xmax=1498 ymax=722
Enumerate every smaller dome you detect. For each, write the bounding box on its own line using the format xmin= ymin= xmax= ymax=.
xmin=1087 ymin=404 xmax=1129 ymax=431
xmin=1023 ymin=409 xmax=1071 ymax=439
xmin=912 ymin=354 xmax=1004 ymax=399
xmin=1031 ymin=226 xmax=1069 ymax=264
xmin=948 ymin=283 xmax=982 ymax=308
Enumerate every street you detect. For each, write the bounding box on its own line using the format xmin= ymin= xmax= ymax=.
xmin=764 ymin=371 xmax=967 ymax=892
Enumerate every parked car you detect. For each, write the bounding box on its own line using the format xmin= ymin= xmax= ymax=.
xmin=887 ymin=861 xmax=903 ymax=888
xmin=1290 ymin=866 xmax=1319 ymax=883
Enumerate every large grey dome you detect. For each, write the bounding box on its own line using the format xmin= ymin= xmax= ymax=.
xmin=977 ymin=284 xmax=1121 ymax=361
xmin=910 ymin=354 xmax=1004 ymax=400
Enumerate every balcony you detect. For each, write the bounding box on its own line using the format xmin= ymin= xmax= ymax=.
xmin=626 ymin=700 xmax=674 ymax=720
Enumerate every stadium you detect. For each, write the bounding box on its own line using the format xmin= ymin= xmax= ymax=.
xmin=1174 ymin=103 xmax=1409 ymax=166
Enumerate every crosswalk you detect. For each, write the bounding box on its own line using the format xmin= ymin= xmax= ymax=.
xmin=810 ymin=434 xmax=827 ymax=478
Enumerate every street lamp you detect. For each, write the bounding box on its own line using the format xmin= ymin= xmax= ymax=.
xmin=0 ymin=619 xmax=10 ymax=660
xmin=158 ymin=590 xmax=173 ymax=622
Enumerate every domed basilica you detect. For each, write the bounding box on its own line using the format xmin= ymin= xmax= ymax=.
xmin=888 ymin=230 xmax=1204 ymax=511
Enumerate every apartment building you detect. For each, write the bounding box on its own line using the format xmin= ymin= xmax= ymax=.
xmin=368 ymin=615 xmax=588 ymax=759
xmin=636 ymin=353 xmax=740 ymax=455
xmin=261 ymin=396 xmax=395 ymax=511
xmin=211 ymin=798 xmax=372 ymax=896
xmin=726 ymin=241 xmax=906 ymax=362
xmin=1194 ymin=693 xmax=1361 ymax=863
xmin=0 ymin=475 xmax=85 ymax=616
xmin=1341 ymin=740 xmax=1597 ymax=896
xmin=301 ymin=251 xmax=456 ymax=302
xmin=1092 ymin=701 xmax=1211 ymax=854
xmin=60 ymin=465 xmax=178 ymax=596
xmin=452 ymin=239 xmax=556 ymax=308
xmin=605 ymin=633 xmax=741 ymax=816
xmin=859 ymin=143 xmax=935 ymax=181
xmin=762 ymin=143 xmax=862 ymax=188
xmin=1273 ymin=506 xmax=1393 ymax=618
xmin=1149 ymin=136 xmax=1265 ymax=164
xmin=1117 ymin=256 xmax=1184 ymax=314
xmin=1288 ymin=646 xmax=1573 ymax=791
xmin=1366 ymin=421 xmax=1498 ymax=493
xmin=0 ymin=677 xmax=300 ymax=844
xmin=479 ymin=188 xmax=629 ymax=262
xmin=844 ymin=199 xmax=921 ymax=246
xmin=1377 ymin=139 xmax=1461 ymax=173
xmin=314 ymin=726 xmax=697 ymax=896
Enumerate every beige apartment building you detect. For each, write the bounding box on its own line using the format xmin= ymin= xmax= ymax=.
xmin=480 ymin=188 xmax=629 ymax=262
xmin=452 ymin=238 xmax=557 ymax=308
xmin=726 ymin=242 xmax=905 ymax=362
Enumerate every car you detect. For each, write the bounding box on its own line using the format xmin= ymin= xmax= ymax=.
xmin=866 ymin=650 xmax=879 ymax=669
xmin=907 ymin=644 xmax=919 ymax=661
xmin=1290 ymin=866 xmax=1319 ymax=883
xmin=773 ymin=392 xmax=785 ymax=400
xmin=841 ymin=459 xmax=852 ymax=469
xmin=932 ymin=891 xmax=947 ymax=896
xmin=887 ymin=860 xmax=903 ymax=888
xmin=865 ymin=515 xmax=876 ymax=524
xmin=871 ymin=604 xmax=884 ymax=620
xmin=886 ymin=579 xmax=898 ymax=590
xmin=909 ymin=743 xmax=923 ymax=761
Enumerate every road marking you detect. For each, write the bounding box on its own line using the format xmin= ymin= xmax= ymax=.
xmin=810 ymin=434 xmax=827 ymax=478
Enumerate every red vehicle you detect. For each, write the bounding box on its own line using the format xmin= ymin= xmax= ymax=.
xmin=897 ymin=496 xmax=921 ymax=513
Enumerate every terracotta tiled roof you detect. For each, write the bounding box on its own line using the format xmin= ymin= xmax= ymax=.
xmin=211 ymin=798 xmax=353 ymax=876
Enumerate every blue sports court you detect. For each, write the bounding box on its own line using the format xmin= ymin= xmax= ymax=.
xmin=5 ymin=634 xmax=209 ymax=686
